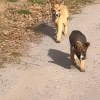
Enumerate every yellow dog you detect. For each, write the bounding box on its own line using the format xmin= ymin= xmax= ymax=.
xmin=49 ymin=0 xmax=69 ymax=43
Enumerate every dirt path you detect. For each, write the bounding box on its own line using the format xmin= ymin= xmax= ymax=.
xmin=0 ymin=2 xmax=100 ymax=100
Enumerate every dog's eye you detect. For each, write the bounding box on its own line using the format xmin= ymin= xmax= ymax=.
xmin=82 ymin=50 xmax=86 ymax=53
xmin=58 ymin=10 xmax=60 ymax=11
xmin=52 ymin=10 xmax=55 ymax=12
xmin=76 ymin=52 xmax=81 ymax=55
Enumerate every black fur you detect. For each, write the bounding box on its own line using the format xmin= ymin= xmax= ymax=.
xmin=69 ymin=30 xmax=90 ymax=60
xmin=69 ymin=30 xmax=86 ymax=47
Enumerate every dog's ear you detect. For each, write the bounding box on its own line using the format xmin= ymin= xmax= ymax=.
xmin=83 ymin=42 xmax=90 ymax=48
xmin=59 ymin=0 xmax=64 ymax=5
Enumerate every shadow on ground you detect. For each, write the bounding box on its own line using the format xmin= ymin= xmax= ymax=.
xmin=32 ymin=23 xmax=56 ymax=42
xmin=48 ymin=49 xmax=71 ymax=69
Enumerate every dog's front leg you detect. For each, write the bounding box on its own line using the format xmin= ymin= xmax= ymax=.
xmin=70 ymin=47 xmax=76 ymax=65
xmin=56 ymin=22 xmax=63 ymax=43
xmin=80 ymin=60 xmax=85 ymax=72
xmin=63 ymin=21 xmax=68 ymax=35
xmin=55 ymin=23 xmax=58 ymax=37
xmin=55 ymin=23 xmax=58 ymax=31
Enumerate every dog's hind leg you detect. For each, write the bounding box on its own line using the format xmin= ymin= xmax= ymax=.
xmin=56 ymin=22 xmax=63 ymax=43
xmin=63 ymin=21 xmax=68 ymax=35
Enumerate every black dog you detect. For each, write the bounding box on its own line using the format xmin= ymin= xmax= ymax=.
xmin=69 ymin=30 xmax=90 ymax=72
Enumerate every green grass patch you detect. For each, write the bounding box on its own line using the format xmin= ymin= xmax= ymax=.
xmin=17 ymin=9 xmax=31 ymax=15
xmin=28 ymin=0 xmax=44 ymax=5
xmin=7 ymin=0 xmax=18 ymax=2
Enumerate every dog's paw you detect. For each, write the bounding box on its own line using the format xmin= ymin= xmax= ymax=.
xmin=80 ymin=68 xmax=85 ymax=72
xmin=72 ymin=61 xmax=76 ymax=65
xmin=71 ymin=61 xmax=76 ymax=65
xmin=56 ymin=40 xmax=60 ymax=43
xmin=63 ymin=32 xmax=67 ymax=35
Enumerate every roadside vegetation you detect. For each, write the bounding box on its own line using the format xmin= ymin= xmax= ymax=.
xmin=7 ymin=0 xmax=18 ymax=2
xmin=17 ymin=9 xmax=31 ymax=14
xmin=28 ymin=0 xmax=45 ymax=5
xmin=0 ymin=0 xmax=94 ymax=67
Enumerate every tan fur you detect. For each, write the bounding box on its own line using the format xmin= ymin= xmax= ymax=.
xmin=50 ymin=0 xmax=69 ymax=43
xmin=80 ymin=60 xmax=85 ymax=72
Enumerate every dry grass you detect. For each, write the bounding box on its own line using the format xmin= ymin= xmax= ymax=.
xmin=65 ymin=0 xmax=94 ymax=14
xmin=0 ymin=0 xmax=94 ymax=67
xmin=7 ymin=0 xmax=18 ymax=2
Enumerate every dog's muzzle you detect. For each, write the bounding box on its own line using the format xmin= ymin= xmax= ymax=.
xmin=81 ymin=57 xmax=85 ymax=60
xmin=54 ymin=14 xmax=60 ymax=18
xmin=56 ymin=14 xmax=59 ymax=17
xmin=80 ymin=56 xmax=85 ymax=60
